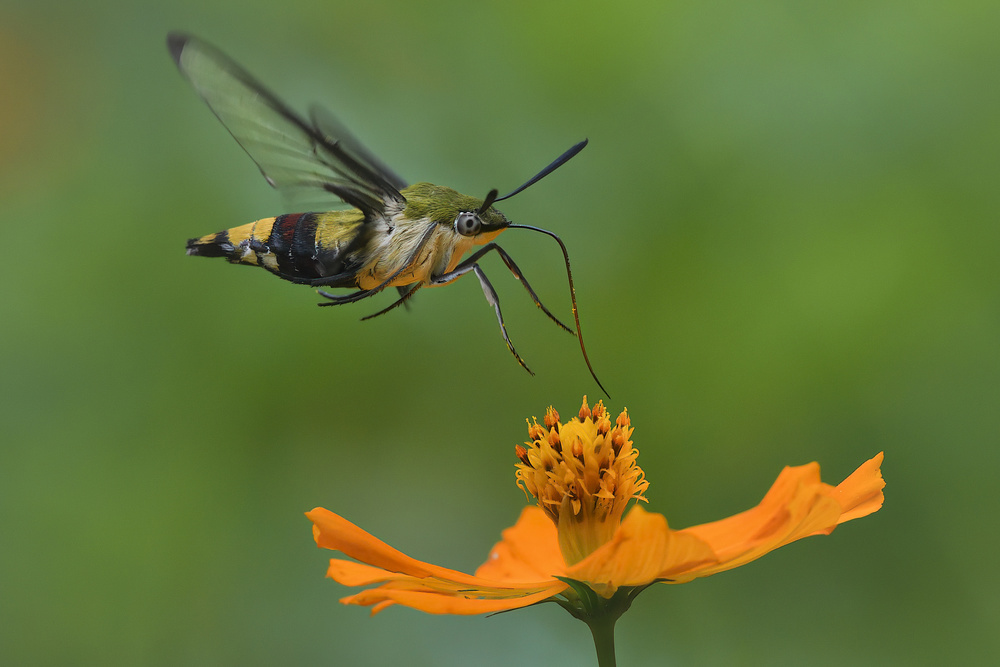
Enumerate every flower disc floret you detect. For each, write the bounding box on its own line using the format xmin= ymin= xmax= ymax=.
xmin=516 ymin=397 xmax=649 ymax=565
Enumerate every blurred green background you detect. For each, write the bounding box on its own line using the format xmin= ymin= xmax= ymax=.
xmin=2 ymin=0 xmax=997 ymax=664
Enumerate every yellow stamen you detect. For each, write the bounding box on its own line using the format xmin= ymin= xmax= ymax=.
xmin=515 ymin=396 xmax=649 ymax=566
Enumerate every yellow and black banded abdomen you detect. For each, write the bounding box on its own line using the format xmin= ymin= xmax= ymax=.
xmin=186 ymin=211 xmax=368 ymax=285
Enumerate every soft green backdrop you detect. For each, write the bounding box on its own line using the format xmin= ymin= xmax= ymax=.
xmin=2 ymin=0 xmax=997 ymax=665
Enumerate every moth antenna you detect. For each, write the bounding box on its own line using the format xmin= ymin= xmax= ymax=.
xmin=477 ymin=188 xmax=499 ymax=215
xmin=484 ymin=140 xmax=588 ymax=207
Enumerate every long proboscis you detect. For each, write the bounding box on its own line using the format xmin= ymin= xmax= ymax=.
xmin=509 ymin=223 xmax=609 ymax=399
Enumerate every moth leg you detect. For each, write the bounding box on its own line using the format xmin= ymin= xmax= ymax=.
xmin=316 ymin=287 xmax=378 ymax=305
xmin=434 ymin=243 xmax=573 ymax=334
xmin=433 ymin=262 xmax=532 ymax=375
xmin=361 ymin=283 xmax=423 ymax=321
xmin=396 ymin=285 xmax=415 ymax=312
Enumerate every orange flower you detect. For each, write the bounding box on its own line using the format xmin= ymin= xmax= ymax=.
xmin=307 ymin=398 xmax=884 ymax=616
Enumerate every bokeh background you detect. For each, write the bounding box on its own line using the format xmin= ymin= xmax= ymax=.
xmin=2 ymin=0 xmax=997 ymax=664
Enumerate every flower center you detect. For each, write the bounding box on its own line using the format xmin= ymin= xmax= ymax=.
xmin=515 ymin=397 xmax=649 ymax=566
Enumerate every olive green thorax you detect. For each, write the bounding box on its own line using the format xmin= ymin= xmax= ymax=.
xmin=401 ymin=183 xmax=510 ymax=231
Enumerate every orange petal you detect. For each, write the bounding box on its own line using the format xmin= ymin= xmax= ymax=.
xmin=308 ymin=508 xmax=491 ymax=587
xmin=327 ymin=559 xmax=559 ymax=599
xmin=475 ymin=507 xmax=565 ymax=582
xmin=343 ymin=582 xmax=568 ymax=616
xmin=566 ymin=506 xmax=717 ymax=596
xmin=828 ymin=452 xmax=885 ymax=524
xmin=309 ymin=508 xmax=567 ymax=614
xmin=325 ymin=560 xmax=418 ymax=587
xmin=677 ymin=455 xmax=883 ymax=579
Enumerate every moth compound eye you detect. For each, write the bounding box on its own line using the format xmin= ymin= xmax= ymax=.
xmin=454 ymin=212 xmax=482 ymax=237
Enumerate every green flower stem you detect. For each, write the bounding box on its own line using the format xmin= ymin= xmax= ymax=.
xmin=555 ymin=579 xmax=654 ymax=667
xmin=585 ymin=611 xmax=619 ymax=667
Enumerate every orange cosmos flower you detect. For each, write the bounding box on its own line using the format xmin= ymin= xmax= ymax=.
xmin=307 ymin=398 xmax=884 ymax=618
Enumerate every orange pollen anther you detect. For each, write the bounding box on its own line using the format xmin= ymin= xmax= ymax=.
xmin=548 ymin=430 xmax=561 ymax=449
xmin=527 ymin=421 xmax=544 ymax=441
xmin=597 ymin=416 xmax=611 ymax=435
xmin=515 ymin=444 xmax=529 ymax=465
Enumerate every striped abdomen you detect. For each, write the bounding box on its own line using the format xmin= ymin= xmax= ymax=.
xmin=186 ymin=211 xmax=368 ymax=285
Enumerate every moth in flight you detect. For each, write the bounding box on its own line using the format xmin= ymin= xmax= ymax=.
xmin=169 ymin=33 xmax=606 ymax=396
